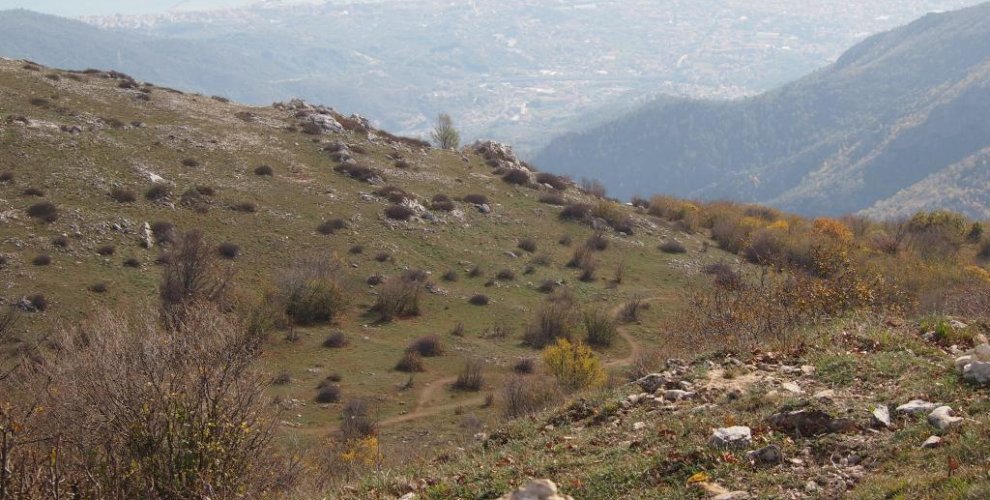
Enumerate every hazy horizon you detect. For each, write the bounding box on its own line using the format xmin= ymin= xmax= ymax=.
xmin=0 ymin=1 xmax=312 ymax=17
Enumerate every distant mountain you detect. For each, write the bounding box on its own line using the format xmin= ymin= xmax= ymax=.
xmin=1 ymin=1 xmax=980 ymax=153
xmin=534 ymin=3 xmax=990 ymax=219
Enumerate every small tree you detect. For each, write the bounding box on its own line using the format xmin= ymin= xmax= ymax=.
xmin=431 ymin=113 xmax=460 ymax=150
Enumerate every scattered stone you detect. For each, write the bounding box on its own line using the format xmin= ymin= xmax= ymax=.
xmin=781 ymin=382 xmax=804 ymax=394
xmin=922 ymin=436 xmax=943 ymax=448
xmin=497 ymin=479 xmax=573 ymax=500
xmin=663 ymin=389 xmax=695 ymax=401
xmin=871 ymin=405 xmax=891 ymax=429
xmin=632 ymin=421 xmax=647 ymax=431
xmin=709 ymin=426 xmax=752 ymax=449
xmin=398 ymin=493 xmax=417 ymax=500
xmin=767 ymin=409 xmax=856 ymax=437
xmin=956 ymin=343 xmax=990 ymax=385
xmin=928 ymin=406 xmax=962 ymax=430
xmin=813 ymin=389 xmax=835 ymax=402
xmin=712 ymin=492 xmax=750 ymax=500
xmin=747 ymin=444 xmax=783 ymax=465
xmin=635 ymin=373 xmax=671 ymax=394
xmin=896 ymin=400 xmax=938 ymax=415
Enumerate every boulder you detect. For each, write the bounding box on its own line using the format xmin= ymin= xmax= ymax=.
xmin=956 ymin=343 xmax=990 ymax=385
xmin=309 ymin=113 xmax=343 ymax=134
xmin=635 ymin=373 xmax=671 ymax=394
xmin=663 ymin=389 xmax=695 ymax=401
xmin=871 ymin=405 xmax=891 ymax=428
xmin=498 ymin=479 xmax=574 ymax=500
xmin=928 ymin=406 xmax=962 ymax=430
xmin=709 ymin=426 xmax=752 ymax=449
xmin=896 ymin=400 xmax=938 ymax=415
xmin=747 ymin=444 xmax=783 ymax=465
xmin=921 ymin=436 xmax=943 ymax=448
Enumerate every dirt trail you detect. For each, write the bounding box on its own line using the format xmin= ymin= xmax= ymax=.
xmin=373 ymin=296 xmax=662 ymax=428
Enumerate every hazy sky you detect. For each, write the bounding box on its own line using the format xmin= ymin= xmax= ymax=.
xmin=0 ymin=1 xmax=303 ymax=17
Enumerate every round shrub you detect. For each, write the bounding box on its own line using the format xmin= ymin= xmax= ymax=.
xmin=659 ymin=240 xmax=687 ymax=254
xmin=469 ymin=294 xmax=489 ymax=306
xmin=322 ymin=331 xmax=348 ymax=348
xmin=254 ymin=165 xmax=274 ymax=176
xmin=89 ymin=282 xmax=109 ymax=294
xmin=110 ymin=188 xmax=137 ymax=203
xmin=384 ymin=204 xmax=414 ymax=221
xmin=32 ymin=254 xmax=52 ymax=266
xmin=407 ymin=335 xmax=443 ymax=357
xmin=144 ymin=184 xmax=171 ymax=201
xmin=317 ymin=218 xmax=347 ymax=235
xmin=217 ymin=242 xmax=240 ymax=259
xmin=96 ymin=245 xmax=115 ymax=256
xmin=315 ymin=385 xmax=341 ymax=404
xmin=26 ymin=201 xmax=58 ymax=222
xmin=395 ymin=351 xmax=425 ymax=373
xmin=463 ymin=194 xmax=488 ymax=205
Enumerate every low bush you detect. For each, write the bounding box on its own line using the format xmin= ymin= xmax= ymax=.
xmin=317 ymin=218 xmax=347 ymax=235
xmin=334 ymin=164 xmax=382 ymax=183
xmin=517 ymin=238 xmax=537 ymax=253
xmin=144 ymin=184 xmax=171 ymax=201
xmin=395 ymin=351 xmax=425 ymax=373
xmin=0 ymin=171 xmax=12 ymax=183
xmin=253 ymin=165 xmax=273 ymax=176
xmin=23 ymin=187 xmax=44 ymax=197
xmin=52 ymin=235 xmax=69 ymax=248
xmin=323 ymin=331 xmax=348 ymax=349
xmin=496 ymin=269 xmax=516 ymax=281
xmin=27 ymin=294 xmax=48 ymax=312
xmin=523 ymin=301 xmax=576 ymax=348
xmin=123 ymin=257 xmax=141 ymax=268
xmin=366 ymin=273 xmax=384 ymax=286
xmin=89 ymin=282 xmax=109 ymax=294
xmin=372 ymin=276 xmax=422 ymax=321
xmin=539 ymin=193 xmax=566 ymax=206
xmin=341 ymin=399 xmax=377 ymax=439
xmin=469 ymin=294 xmax=489 ymax=306
xmin=26 ymin=201 xmax=58 ymax=222
xmin=468 ymin=266 xmax=483 ymax=278
xmin=503 ymin=375 xmax=559 ymax=418
xmin=280 ymin=254 xmax=349 ymax=326
xmin=462 ymin=194 xmax=488 ymax=205
xmin=384 ymin=204 xmax=415 ymax=221
xmin=232 ymin=201 xmax=257 ymax=213
xmin=110 ymin=187 xmax=137 ymax=203
xmin=151 ymin=221 xmax=175 ymax=245
xmin=659 ymin=240 xmax=687 ymax=254
xmin=585 ymin=232 xmax=608 ymax=251
xmin=33 ymin=254 xmax=52 ymax=266
xmin=453 ymin=360 xmax=484 ymax=391
xmin=502 ymin=169 xmax=530 ymax=185
xmin=315 ymin=384 xmax=341 ymax=403
xmin=559 ymin=203 xmax=592 ymax=221
xmin=513 ymin=358 xmax=535 ymax=374
xmin=618 ymin=295 xmax=646 ymax=323
xmin=583 ymin=308 xmax=617 ymax=347
xmin=407 ymin=335 xmax=443 ymax=357
xmin=535 ymin=172 xmax=569 ymax=190
xmin=537 ymin=280 xmax=560 ymax=294
xmin=373 ymin=185 xmax=413 ymax=203
xmin=374 ymin=252 xmax=391 ymax=263
xmin=442 ymin=270 xmax=459 ymax=282
xmin=217 ymin=242 xmax=240 ymax=259
xmin=96 ymin=245 xmax=115 ymax=256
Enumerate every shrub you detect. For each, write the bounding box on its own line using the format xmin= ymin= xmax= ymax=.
xmin=468 ymin=266 xmax=483 ymax=278
xmin=704 ymin=262 xmax=743 ymax=290
xmin=535 ymin=172 xmax=569 ymax=190
xmin=432 ymin=198 xmax=455 ymax=211
xmin=403 ymin=268 xmax=430 ymax=283
xmin=384 ymin=204 xmax=414 ymax=221
xmin=151 ymin=221 xmax=175 ymax=245
xmin=517 ymin=238 xmax=537 ymax=253
xmin=341 ymin=399 xmax=377 ymax=440
xmin=52 ymin=235 xmax=69 ymax=248
xmin=451 ymin=322 xmax=466 ymax=337
xmin=272 ymin=371 xmax=292 ymax=385
xmin=394 ymin=159 xmax=411 ymax=169
xmin=442 ymin=270 xmax=459 ymax=282
xmin=541 ymin=338 xmax=606 ymax=391
xmin=123 ymin=257 xmax=141 ymax=268
xmin=978 ymin=239 xmax=990 ymax=261
xmin=578 ymin=256 xmax=598 ymax=282
xmin=110 ymin=188 xmax=137 ymax=203
xmin=374 ymin=252 xmax=391 ymax=263
xmin=374 ymin=185 xmax=413 ymax=203
xmin=453 ymin=360 xmax=484 ymax=391
xmin=558 ymin=234 xmax=573 ymax=246
xmin=315 ymin=385 xmax=341 ymax=404
xmin=583 ymin=308 xmax=617 ymax=347
xmin=395 ymin=351 xmax=425 ymax=373
xmin=537 ymin=280 xmax=560 ymax=294
xmin=496 ymin=269 xmax=516 ymax=281
xmin=317 ymin=218 xmax=347 ymax=235
xmin=196 ymin=185 xmax=216 ymax=196
xmin=144 ymin=184 xmax=171 ymax=201
xmin=523 ymin=301 xmax=576 ymax=348
xmin=34 ymin=307 xmax=285 ymax=498
xmin=0 ymin=171 xmax=12 ymax=183
xmin=333 ymin=164 xmax=382 ymax=183
xmin=32 ymin=254 xmax=52 ymax=266
xmin=26 ymin=201 xmax=58 ymax=222
xmin=559 ymin=203 xmax=592 ymax=221
xmin=159 ymin=231 xmax=230 ymax=326
xmin=631 ymin=196 xmax=650 ymax=209
xmin=503 ymin=375 xmax=559 ymax=418
xmin=618 ymin=295 xmax=646 ymax=323
xmin=366 ymin=273 xmax=384 ymax=286
xmin=580 ymin=178 xmax=607 ymax=198
xmin=280 ymin=254 xmax=349 ymax=326
xmin=407 ymin=335 xmax=443 ymax=357
xmin=431 ymin=113 xmax=460 ymax=149
xmin=659 ymin=240 xmax=687 ymax=254
xmin=469 ymin=294 xmax=489 ymax=306
xmin=89 ymin=282 xmax=109 ymax=294
xmin=585 ymin=232 xmax=608 ymax=251
xmin=463 ymin=194 xmax=488 ymax=205
xmin=539 ymin=193 xmax=566 ymax=206
xmin=217 ymin=242 xmax=240 ymax=259
xmin=232 ymin=201 xmax=257 ymax=213
xmin=373 ymin=276 xmax=422 ymax=321
xmin=502 ymin=169 xmax=530 ymax=185
xmin=254 ymin=165 xmax=274 ymax=176
xmin=96 ymin=245 xmax=115 ymax=256
xmin=27 ymin=294 xmax=48 ymax=312
xmin=181 ymin=158 xmax=200 ymax=167
xmin=349 ymin=245 xmax=364 ymax=255
xmin=513 ymin=358 xmax=535 ymax=374
xmin=22 ymin=187 xmax=44 ymax=197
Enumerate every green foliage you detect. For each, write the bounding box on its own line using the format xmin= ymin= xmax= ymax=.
xmin=541 ymin=338 xmax=606 ymax=391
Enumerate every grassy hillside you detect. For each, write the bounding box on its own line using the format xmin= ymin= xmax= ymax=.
xmin=5 ymin=57 xmax=990 ymax=499
xmin=0 ymin=57 xmax=737 ymax=496
xmin=535 ymin=3 xmax=990 ymax=219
